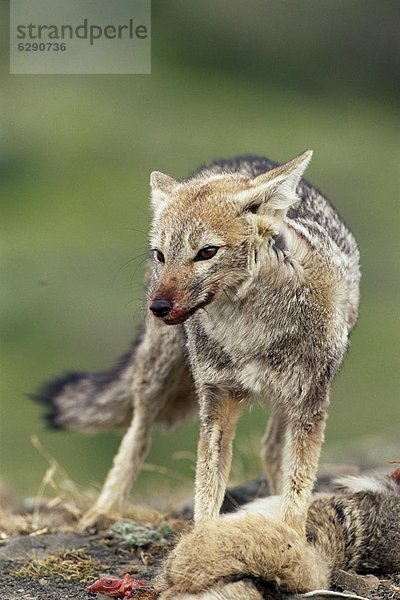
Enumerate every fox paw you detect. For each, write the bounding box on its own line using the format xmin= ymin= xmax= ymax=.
xmin=78 ymin=507 xmax=117 ymax=532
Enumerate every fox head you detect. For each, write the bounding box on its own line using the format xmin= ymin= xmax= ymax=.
xmin=148 ymin=150 xmax=312 ymax=325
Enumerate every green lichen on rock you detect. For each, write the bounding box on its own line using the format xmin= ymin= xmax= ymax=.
xmin=112 ymin=521 xmax=173 ymax=548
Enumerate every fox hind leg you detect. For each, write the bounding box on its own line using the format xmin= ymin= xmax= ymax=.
xmin=79 ymin=320 xmax=195 ymax=530
xmin=78 ymin=406 xmax=155 ymax=530
xmin=261 ymin=407 xmax=287 ymax=495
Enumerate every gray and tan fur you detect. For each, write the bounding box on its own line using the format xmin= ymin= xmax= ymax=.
xmin=33 ymin=152 xmax=360 ymax=530
xmin=158 ymin=473 xmax=400 ymax=599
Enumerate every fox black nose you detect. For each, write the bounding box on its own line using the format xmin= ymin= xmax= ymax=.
xmin=150 ymin=299 xmax=172 ymax=318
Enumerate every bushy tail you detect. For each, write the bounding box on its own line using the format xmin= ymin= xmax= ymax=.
xmin=31 ymin=337 xmax=142 ymax=432
xmin=32 ymin=322 xmax=197 ymax=433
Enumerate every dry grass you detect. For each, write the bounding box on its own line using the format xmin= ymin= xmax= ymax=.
xmin=12 ymin=548 xmax=106 ymax=583
xmin=0 ymin=437 xmax=174 ymax=539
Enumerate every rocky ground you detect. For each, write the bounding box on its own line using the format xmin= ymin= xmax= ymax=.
xmin=1 ymin=470 xmax=400 ymax=600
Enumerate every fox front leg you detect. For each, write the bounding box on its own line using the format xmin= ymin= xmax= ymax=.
xmin=194 ymin=392 xmax=243 ymax=522
xmin=280 ymin=385 xmax=329 ymax=536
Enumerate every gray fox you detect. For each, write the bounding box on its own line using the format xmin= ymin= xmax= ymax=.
xmin=33 ymin=152 xmax=360 ymax=531
xmin=158 ymin=471 xmax=400 ymax=599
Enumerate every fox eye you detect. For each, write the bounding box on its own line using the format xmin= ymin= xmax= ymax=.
xmin=153 ymin=249 xmax=165 ymax=263
xmin=194 ymin=246 xmax=219 ymax=261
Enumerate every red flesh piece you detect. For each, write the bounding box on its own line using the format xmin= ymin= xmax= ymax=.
xmin=388 ymin=467 xmax=400 ymax=484
xmin=87 ymin=573 xmax=145 ymax=598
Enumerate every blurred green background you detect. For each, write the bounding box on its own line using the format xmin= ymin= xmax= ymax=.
xmin=1 ymin=1 xmax=399 ymax=501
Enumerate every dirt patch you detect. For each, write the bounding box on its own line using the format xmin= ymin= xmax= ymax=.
xmin=0 ymin=527 xmax=177 ymax=600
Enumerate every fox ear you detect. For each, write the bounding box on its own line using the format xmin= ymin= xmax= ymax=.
xmin=234 ymin=150 xmax=313 ymax=215
xmin=150 ymin=171 xmax=178 ymax=210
